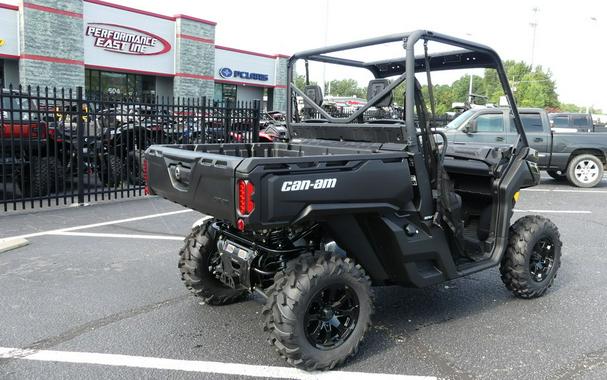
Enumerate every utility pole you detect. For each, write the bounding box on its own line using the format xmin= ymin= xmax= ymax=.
xmin=530 ymin=7 xmax=540 ymax=69
xmin=322 ymin=0 xmax=330 ymax=96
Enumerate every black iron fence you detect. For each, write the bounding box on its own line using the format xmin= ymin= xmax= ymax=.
xmin=0 ymin=85 xmax=262 ymax=211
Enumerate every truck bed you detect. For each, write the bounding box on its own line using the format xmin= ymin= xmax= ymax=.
xmin=145 ymin=141 xmax=415 ymax=228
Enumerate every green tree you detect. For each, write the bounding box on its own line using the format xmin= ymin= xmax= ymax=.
xmin=326 ymin=79 xmax=366 ymax=98
xmin=294 ymin=74 xmax=316 ymax=90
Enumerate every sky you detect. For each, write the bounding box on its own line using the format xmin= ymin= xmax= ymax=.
xmin=7 ymin=0 xmax=607 ymax=110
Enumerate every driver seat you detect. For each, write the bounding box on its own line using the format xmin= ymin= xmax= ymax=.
xmin=366 ymin=79 xmax=403 ymax=124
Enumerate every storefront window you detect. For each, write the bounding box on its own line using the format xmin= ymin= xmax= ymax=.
xmin=85 ymin=69 xmax=156 ymax=102
xmin=223 ymin=84 xmax=237 ymax=103
xmin=0 ymin=59 xmax=4 ymax=88
xmin=212 ymin=83 xmax=238 ymax=104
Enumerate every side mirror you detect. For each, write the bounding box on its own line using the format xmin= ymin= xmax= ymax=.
xmin=464 ymin=119 xmax=478 ymax=134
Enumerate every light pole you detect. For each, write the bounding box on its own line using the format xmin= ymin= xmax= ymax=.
xmin=530 ymin=7 xmax=540 ymax=69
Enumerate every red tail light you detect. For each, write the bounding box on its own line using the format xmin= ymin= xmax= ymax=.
xmin=237 ymin=179 xmax=255 ymax=216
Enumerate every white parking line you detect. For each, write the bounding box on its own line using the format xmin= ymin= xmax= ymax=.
xmin=47 ymin=232 xmax=185 ymax=241
xmin=523 ymin=188 xmax=607 ymax=194
xmin=0 ymin=209 xmax=193 ymax=243
xmin=514 ymin=209 xmax=592 ymax=214
xmin=0 ymin=347 xmax=435 ymax=380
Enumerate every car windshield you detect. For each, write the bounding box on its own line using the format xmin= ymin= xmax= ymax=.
xmin=445 ymin=109 xmax=475 ymax=129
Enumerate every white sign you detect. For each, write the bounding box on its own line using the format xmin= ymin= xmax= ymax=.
xmin=85 ymin=23 xmax=171 ymax=56
xmin=214 ymin=48 xmax=277 ymax=86
xmin=83 ymin=1 xmax=175 ymax=74
xmin=0 ymin=7 xmax=19 ymax=57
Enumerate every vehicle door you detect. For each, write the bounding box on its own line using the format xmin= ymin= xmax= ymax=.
xmin=551 ymin=115 xmax=570 ymax=130
xmin=456 ymin=110 xmax=508 ymax=145
xmin=511 ymin=112 xmax=550 ymax=166
xmin=572 ymin=114 xmax=592 ymax=132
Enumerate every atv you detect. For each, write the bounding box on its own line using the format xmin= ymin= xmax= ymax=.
xmin=145 ymin=30 xmax=562 ymax=371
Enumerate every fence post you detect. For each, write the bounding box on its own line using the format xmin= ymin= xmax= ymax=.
xmin=224 ymin=99 xmax=232 ymax=143
xmin=201 ymin=97 xmax=207 ymax=144
xmin=252 ymin=100 xmax=261 ymax=143
xmin=76 ymin=86 xmax=85 ymax=205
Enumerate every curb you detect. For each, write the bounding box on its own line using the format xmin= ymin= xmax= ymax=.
xmin=0 ymin=238 xmax=30 ymax=253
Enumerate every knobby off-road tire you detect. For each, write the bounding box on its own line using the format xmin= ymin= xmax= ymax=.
xmin=24 ymin=156 xmax=63 ymax=197
xmin=566 ymin=154 xmax=604 ymax=188
xmin=99 ymin=154 xmax=127 ymax=187
xmin=263 ymin=253 xmax=373 ymax=371
xmin=500 ymin=215 xmax=562 ymax=299
xmin=178 ymin=220 xmax=248 ymax=305
xmin=546 ymin=170 xmax=567 ymax=181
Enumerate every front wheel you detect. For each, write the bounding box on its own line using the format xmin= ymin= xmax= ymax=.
xmin=263 ymin=253 xmax=373 ymax=371
xmin=500 ymin=215 xmax=562 ymax=299
xmin=566 ymin=154 xmax=604 ymax=188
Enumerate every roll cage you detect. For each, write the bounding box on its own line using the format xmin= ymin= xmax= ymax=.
xmin=286 ymin=30 xmax=529 ymax=152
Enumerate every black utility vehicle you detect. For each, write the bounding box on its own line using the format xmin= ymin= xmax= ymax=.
xmin=443 ymin=107 xmax=607 ymax=187
xmin=145 ymin=31 xmax=563 ymax=370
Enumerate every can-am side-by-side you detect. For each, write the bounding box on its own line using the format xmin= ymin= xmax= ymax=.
xmin=145 ymin=30 xmax=562 ymax=370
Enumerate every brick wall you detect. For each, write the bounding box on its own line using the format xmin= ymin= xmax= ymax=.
xmin=173 ymin=16 xmax=215 ymax=99
xmin=272 ymin=56 xmax=288 ymax=112
xmin=19 ymin=0 xmax=84 ymax=90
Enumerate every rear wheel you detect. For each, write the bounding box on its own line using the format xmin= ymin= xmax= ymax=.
xmin=566 ymin=154 xmax=604 ymax=188
xmin=546 ymin=170 xmax=566 ymax=181
xmin=263 ymin=253 xmax=373 ymax=370
xmin=21 ymin=156 xmax=63 ymax=197
xmin=500 ymin=215 xmax=562 ymax=299
xmin=98 ymin=154 xmax=126 ymax=187
xmin=178 ymin=220 xmax=248 ymax=305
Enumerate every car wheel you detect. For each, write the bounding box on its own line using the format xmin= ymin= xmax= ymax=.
xmin=263 ymin=253 xmax=373 ymax=370
xmin=500 ymin=215 xmax=562 ymax=299
xmin=566 ymin=154 xmax=604 ymax=188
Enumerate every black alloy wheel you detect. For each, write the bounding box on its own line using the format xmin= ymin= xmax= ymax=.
xmin=304 ymin=283 xmax=360 ymax=350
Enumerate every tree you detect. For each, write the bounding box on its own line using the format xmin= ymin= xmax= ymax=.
xmin=325 ymin=79 xmax=366 ymax=98
xmin=294 ymin=74 xmax=316 ymax=90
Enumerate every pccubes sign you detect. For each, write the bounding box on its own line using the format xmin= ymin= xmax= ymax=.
xmin=86 ymin=23 xmax=171 ymax=56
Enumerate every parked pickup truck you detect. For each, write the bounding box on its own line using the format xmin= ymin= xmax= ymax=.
xmin=442 ymin=107 xmax=607 ymax=187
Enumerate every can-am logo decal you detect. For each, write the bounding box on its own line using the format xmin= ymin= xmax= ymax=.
xmin=218 ymin=67 xmax=269 ymax=82
xmin=86 ymin=23 xmax=171 ymax=56
xmin=281 ymin=178 xmax=337 ymax=192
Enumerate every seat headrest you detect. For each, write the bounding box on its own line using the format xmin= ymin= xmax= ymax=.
xmin=303 ymin=85 xmax=323 ymax=108
xmin=367 ymin=79 xmax=392 ymax=108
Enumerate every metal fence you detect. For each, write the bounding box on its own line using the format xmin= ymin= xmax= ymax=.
xmin=0 ymin=85 xmax=261 ymax=211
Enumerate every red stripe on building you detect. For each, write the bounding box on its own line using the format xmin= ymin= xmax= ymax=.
xmin=0 ymin=53 xmax=20 ymax=60
xmin=23 ymin=2 xmax=83 ymax=18
xmin=174 ymin=14 xmax=217 ymax=26
xmin=275 ymin=85 xmax=288 ymax=89
xmin=215 ymin=79 xmax=277 ymax=89
xmin=0 ymin=3 xmax=18 ymax=11
xmin=85 ymin=64 xmax=174 ymax=77
xmin=274 ymin=54 xmax=290 ymax=59
xmin=21 ymin=54 xmax=84 ymax=65
xmin=175 ymin=73 xmax=214 ymax=81
xmin=176 ymin=34 xmax=214 ymax=44
xmin=84 ymin=0 xmax=175 ymax=21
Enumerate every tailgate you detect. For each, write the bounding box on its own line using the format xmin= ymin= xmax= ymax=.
xmin=145 ymin=145 xmax=243 ymax=222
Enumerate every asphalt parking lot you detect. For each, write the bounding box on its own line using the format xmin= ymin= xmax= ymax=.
xmin=1 ymin=173 xmax=606 ymax=380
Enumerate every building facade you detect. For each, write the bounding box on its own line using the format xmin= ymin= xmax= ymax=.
xmin=0 ymin=0 xmax=288 ymax=110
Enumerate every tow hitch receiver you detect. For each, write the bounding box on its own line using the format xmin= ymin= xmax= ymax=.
xmin=216 ymin=238 xmax=255 ymax=289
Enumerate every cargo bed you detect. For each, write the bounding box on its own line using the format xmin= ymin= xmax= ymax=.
xmin=145 ymin=141 xmax=414 ymax=227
